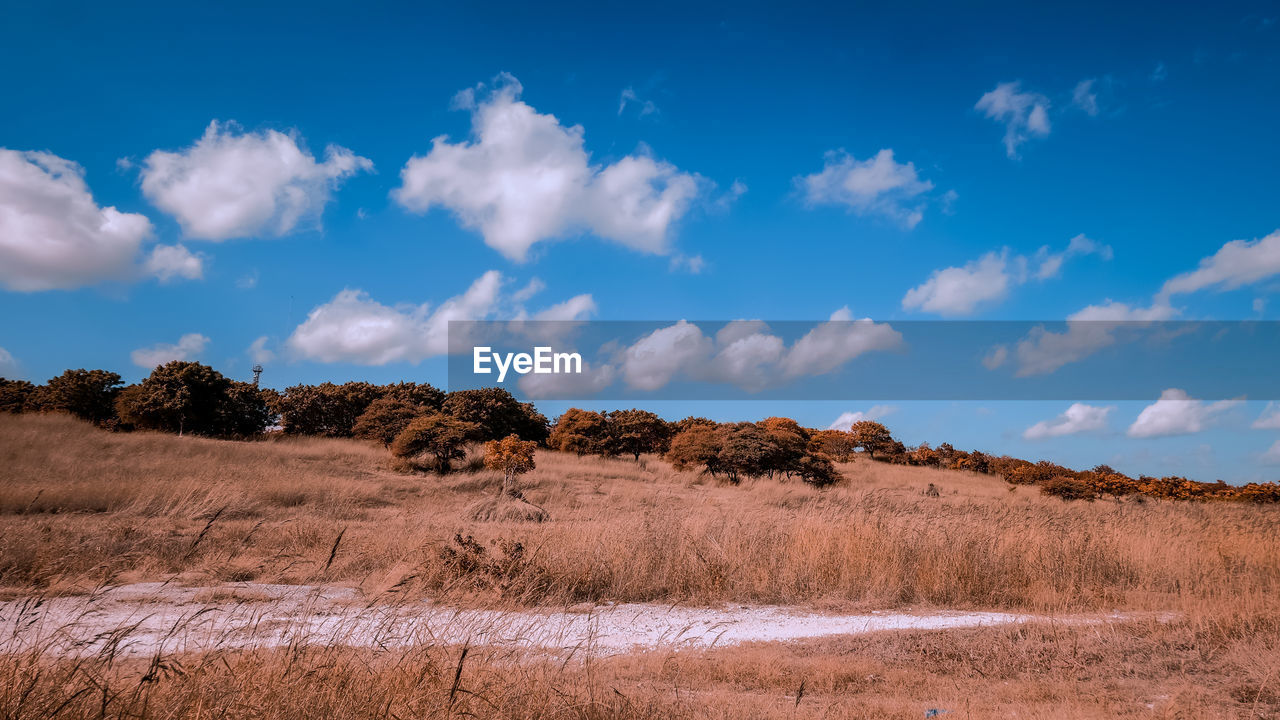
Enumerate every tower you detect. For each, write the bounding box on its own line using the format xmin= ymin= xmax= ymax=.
xmin=251 ymin=364 xmax=263 ymax=387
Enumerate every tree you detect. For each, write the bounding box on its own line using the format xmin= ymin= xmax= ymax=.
xmin=718 ymin=422 xmax=775 ymax=483
xmin=115 ymin=361 xmax=268 ymax=437
xmin=273 ymin=382 xmax=383 ymax=437
xmin=848 ymin=421 xmax=896 ymax=459
xmin=0 ymin=378 xmax=34 ymax=413
xmin=605 ymin=409 xmax=670 ymax=460
xmin=758 ymin=417 xmax=809 ymax=477
xmin=795 ymin=453 xmax=842 ymax=487
xmin=27 ymin=369 xmax=123 ymax=424
xmin=666 ymin=423 xmax=724 ymax=476
xmin=443 ymin=388 xmax=549 ymax=443
xmin=354 ymin=396 xmax=424 ymax=446
xmin=391 ymin=413 xmax=477 ymax=473
xmin=547 ymin=408 xmax=609 ymax=456
xmin=484 ymin=434 xmax=538 ymax=496
xmin=380 ymin=382 xmax=445 ymax=411
xmin=808 ymin=429 xmax=856 ymax=462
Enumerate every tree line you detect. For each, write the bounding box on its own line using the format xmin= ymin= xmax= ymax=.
xmin=4 ymin=364 xmax=1278 ymax=502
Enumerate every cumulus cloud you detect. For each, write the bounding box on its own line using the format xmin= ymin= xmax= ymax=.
xmin=131 ymin=333 xmax=210 ymax=369
xmin=0 ymin=149 xmax=154 ymax=291
xmin=902 ymin=250 xmax=1015 ymax=316
xmin=828 ymin=405 xmax=896 ymax=431
xmin=247 ymin=336 xmax=274 ymax=364
xmin=976 ymin=82 xmax=1051 ymax=158
xmin=903 ymin=236 xmax=1110 ymax=317
xmin=616 ymin=311 xmax=903 ymax=392
xmin=286 ymin=271 xmax=593 ymax=365
xmin=797 ymin=149 xmax=935 ymax=228
xmin=1127 ymin=388 xmax=1242 ymax=438
xmin=139 ymin=121 xmax=372 ymax=240
xmin=0 ymin=346 xmax=18 ymax=377
xmin=394 ymin=74 xmax=703 ymax=261
xmin=1253 ymin=402 xmax=1280 ymax=429
xmin=145 ymin=244 xmax=204 ymax=283
xmin=1011 ymin=299 xmax=1176 ymax=376
xmin=1023 ymin=403 xmax=1114 ymax=439
xmin=1158 ymin=229 xmax=1280 ymax=300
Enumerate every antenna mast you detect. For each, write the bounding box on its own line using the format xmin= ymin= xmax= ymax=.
xmin=251 ymin=364 xmax=264 ymax=387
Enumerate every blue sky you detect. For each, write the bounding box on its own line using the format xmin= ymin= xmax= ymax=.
xmin=2 ymin=1 xmax=1280 ymax=480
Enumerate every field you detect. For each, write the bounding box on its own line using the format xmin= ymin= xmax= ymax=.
xmin=2 ymin=412 xmax=1279 ymax=718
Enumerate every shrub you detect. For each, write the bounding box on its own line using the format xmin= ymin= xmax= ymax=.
xmin=354 ymin=397 xmax=423 ymax=446
xmin=547 ymin=408 xmax=609 ymax=456
xmin=1040 ymin=475 xmax=1099 ymax=501
xmin=26 ymin=369 xmax=123 ymax=424
xmin=391 ymin=413 xmax=477 ymax=473
xmin=444 ymin=388 xmax=549 ymax=443
xmin=0 ymin=378 xmax=34 ymax=413
xmin=795 ymin=453 xmax=842 ymax=487
xmin=484 ymin=434 xmax=538 ymax=496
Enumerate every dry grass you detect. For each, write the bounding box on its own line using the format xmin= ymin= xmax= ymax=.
xmin=2 ymin=412 xmax=1279 ymax=718
xmin=2 ymin=413 xmax=1277 ymax=615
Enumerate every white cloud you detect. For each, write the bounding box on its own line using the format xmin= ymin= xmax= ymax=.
xmin=247 ymin=336 xmax=274 ymax=364
xmin=131 ymin=333 xmax=210 ymax=369
xmin=1263 ymin=440 xmax=1280 ymax=465
xmin=139 ymin=121 xmax=372 ymax=240
xmin=512 ymin=278 xmax=545 ymax=303
xmin=669 ymin=253 xmax=706 ymax=274
xmin=828 ymin=405 xmax=896 ymax=431
xmin=902 ymin=250 xmax=1014 ymax=316
xmin=780 ymin=308 xmax=904 ymax=378
xmin=394 ymin=74 xmax=703 ymax=261
xmin=518 ymin=360 xmax=617 ymax=399
xmin=1127 ymin=388 xmax=1242 ymax=438
xmin=1033 ymin=234 xmax=1112 ymax=280
xmin=904 ymin=236 xmax=1109 ymax=317
xmin=286 ymin=271 xmax=592 ymax=365
xmin=1072 ymin=79 xmax=1100 ymax=115
xmin=1255 ymin=298 xmax=1267 ymax=315
xmin=145 ymin=243 xmax=204 ymax=283
xmin=1158 ymin=229 xmax=1280 ymax=300
xmin=982 ymin=345 xmax=1009 ymax=370
xmin=1253 ymin=402 xmax=1280 ymax=429
xmin=614 ymin=311 xmax=902 ymax=392
xmin=620 ymin=320 xmax=715 ymax=391
xmin=617 ymin=87 xmax=658 ymax=117
xmin=1012 ymin=300 xmax=1176 ymax=376
xmin=797 ymin=149 xmax=935 ymax=228
xmin=1024 ymin=403 xmax=1114 ymax=440
xmin=976 ymin=82 xmax=1051 ymax=158
xmin=0 ymin=149 xmax=154 ymax=291
xmin=0 ymin=346 xmax=18 ymax=377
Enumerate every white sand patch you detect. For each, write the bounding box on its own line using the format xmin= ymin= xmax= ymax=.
xmin=0 ymin=582 xmax=1160 ymax=659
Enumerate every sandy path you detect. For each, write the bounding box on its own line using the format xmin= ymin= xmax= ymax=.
xmin=0 ymin=583 xmax=1152 ymax=658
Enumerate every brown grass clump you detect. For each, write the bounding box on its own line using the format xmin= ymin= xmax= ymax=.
xmin=467 ymin=494 xmax=550 ymax=523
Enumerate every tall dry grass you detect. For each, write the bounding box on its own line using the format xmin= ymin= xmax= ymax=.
xmin=3 ymin=413 xmax=1280 ymax=718
xmin=2 ymin=412 xmax=1279 ymax=616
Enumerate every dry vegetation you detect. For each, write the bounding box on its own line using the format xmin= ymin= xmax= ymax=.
xmin=2 ymin=412 xmax=1279 ymax=718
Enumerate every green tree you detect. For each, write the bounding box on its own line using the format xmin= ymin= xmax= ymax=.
xmin=380 ymin=382 xmax=445 ymax=411
xmin=391 ymin=413 xmax=477 ymax=473
xmin=547 ymin=408 xmax=609 ymax=456
xmin=605 ymin=409 xmax=670 ymax=460
xmin=0 ymin=378 xmax=34 ymax=413
xmin=27 ymin=369 xmax=123 ymax=423
xmin=758 ymin=417 xmax=810 ymax=477
xmin=718 ymin=422 xmax=775 ymax=483
xmin=442 ymin=388 xmax=549 ymax=443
